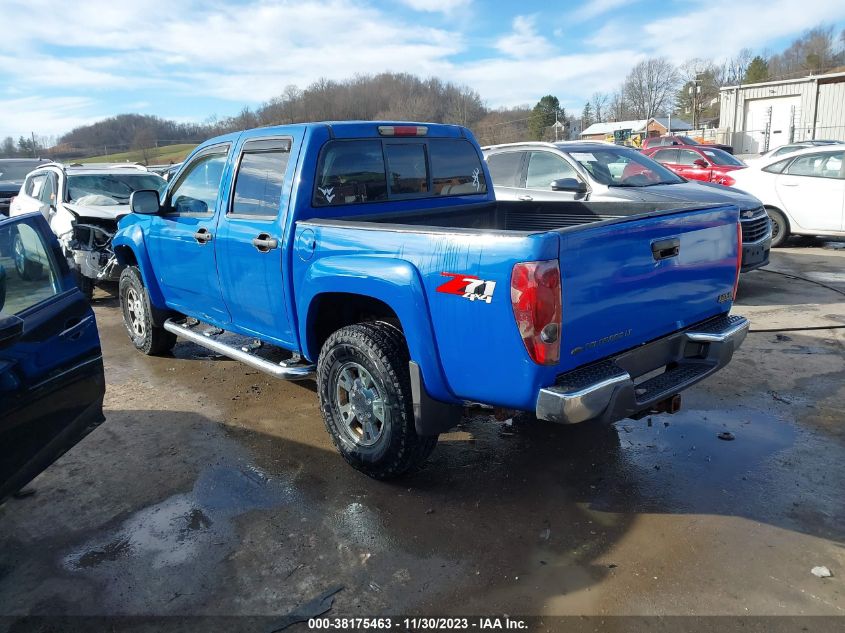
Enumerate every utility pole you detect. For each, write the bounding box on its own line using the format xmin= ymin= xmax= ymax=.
xmin=30 ymin=131 xmax=37 ymax=158
xmin=690 ymin=75 xmax=702 ymax=131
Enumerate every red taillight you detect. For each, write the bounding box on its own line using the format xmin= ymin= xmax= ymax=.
xmin=733 ymin=221 xmax=742 ymax=299
xmin=378 ymin=125 xmax=428 ymax=137
xmin=716 ymin=174 xmax=736 ymax=186
xmin=511 ymin=260 xmax=562 ymax=365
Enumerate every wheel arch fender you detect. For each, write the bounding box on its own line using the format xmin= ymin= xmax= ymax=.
xmin=112 ymin=225 xmax=167 ymax=309
xmin=299 ymin=255 xmax=456 ymax=404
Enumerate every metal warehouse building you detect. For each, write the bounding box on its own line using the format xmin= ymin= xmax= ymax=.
xmin=719 ymin=71 xmax=845 ymax=154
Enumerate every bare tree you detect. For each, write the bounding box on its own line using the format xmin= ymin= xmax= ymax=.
xmin=608 ymin=90 xmax=629 ymax=121
xmin=623 ymin=58 xmax=680 ymax=119
xmin=131 ymin=127 xmax=157 ymax=165
xmin=590 ymin=92 xmax=609 ymax=123
xmin=715 ymin=48 xmax=753 ymax=87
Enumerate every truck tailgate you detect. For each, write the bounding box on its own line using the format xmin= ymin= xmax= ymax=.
xmin=556 ymin=204 xmax=739 ymax=374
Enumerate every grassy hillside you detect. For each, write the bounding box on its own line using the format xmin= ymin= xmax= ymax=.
xmin=75 ymin=143 xmax=196 ymax=165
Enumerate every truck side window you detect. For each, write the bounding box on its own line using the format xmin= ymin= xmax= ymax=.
xmin=314 ymin=140 xmax=388 ymax=206
xmin=429 ymin=139 xmax=487 ymax=196
xmin=486 ymin=152 xmax=523 ymax=187
xmin=526 ymin=152 xmax=577 ymax=189
xmin=168 ymin=152 xmax=228 ymax=215
xmin=230 ymin=148 xmax=291 ymax=217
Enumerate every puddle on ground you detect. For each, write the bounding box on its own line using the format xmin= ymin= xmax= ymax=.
xmin=603 ymin=409 xmax=800 ymax=517
xmin=63 ymin=463 xmax=295 ymax=573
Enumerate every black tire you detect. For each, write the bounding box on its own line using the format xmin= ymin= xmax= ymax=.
xmin=12 ymin=232 xmax=43 ymax=281
xmin=74 ymin=270 xmax=95 ymax=301
xmin=767 ymin=208 xmax=789 ymax=248
xmin=317 ymin=321 xmax=438 ymax=479
xmin=119 ymin=266 xmax=176 ymax=355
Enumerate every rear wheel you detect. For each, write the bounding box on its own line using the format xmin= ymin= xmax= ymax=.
xmin=119 ymin=266 xmax=176 ymax=355
xmin=767 ymin=208 xmax=789 ymax=248
xmin=317 ymin=321 xmax=437 ymax=479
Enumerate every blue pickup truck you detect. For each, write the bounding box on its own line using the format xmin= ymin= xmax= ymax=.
xmin=112 ymin=121 xmax=748 ymax=479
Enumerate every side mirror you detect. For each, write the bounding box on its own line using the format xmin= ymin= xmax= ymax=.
xmin=550 ymin=178 xmax=587 ymax=193
xmin=693 ymin=158 xmax=709 ymax=168
xmin=130 ymin=190 xmax=161 ymax=215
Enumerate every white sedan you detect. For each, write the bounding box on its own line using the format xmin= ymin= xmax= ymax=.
xmin=731 ymin=144 xmax=844 ymax=246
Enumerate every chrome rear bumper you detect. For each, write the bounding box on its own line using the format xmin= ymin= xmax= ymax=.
xmin=536 ymin=314 xmax=748 ymax=424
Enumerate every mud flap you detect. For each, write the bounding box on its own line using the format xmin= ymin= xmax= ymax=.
xmin=409 ymin=361 xmax=462 ymax=436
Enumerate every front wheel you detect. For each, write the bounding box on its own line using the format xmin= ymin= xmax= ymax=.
xmin=767 ymin=208 xmax=789 ymax=248
xmin=119 ymin=266 xmax=176 ymax=355
xmin=317 ymin=321 xmax=438 ymax=479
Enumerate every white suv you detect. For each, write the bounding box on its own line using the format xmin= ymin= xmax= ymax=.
xmin=9 ymin=163 xmax=166 ymax=298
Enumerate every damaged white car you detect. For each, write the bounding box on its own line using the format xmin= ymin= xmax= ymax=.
xmin=8 ymin=163 xmax=167 ymax=298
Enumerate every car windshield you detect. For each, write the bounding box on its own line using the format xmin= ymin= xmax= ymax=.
xmin=564 ymin=148 xmax=685 ymax=187
xmin=700 ymin=148 xmax=744 ymax=166
xmin=67 ymin=173 xmax=167 ymax=205
xmin=677 ymin=136 xmax=699 ymax=145
xmin=0 ymin=161 xmax=43 ymax=182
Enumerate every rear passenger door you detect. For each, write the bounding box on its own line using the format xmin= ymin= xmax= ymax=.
xmin=216 ymin=137 xmax=297 ymax=346
xmin=485 ymin=151 xmax=526 ymax=200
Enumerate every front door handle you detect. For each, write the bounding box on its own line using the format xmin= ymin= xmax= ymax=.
xmin=518 ymin=195 xmax=533 ymax=201
xmin=780 ymin=181 xmax=798 ymax=187
xmin=252 ymin=233 xmax=279 ymax=252
xmin=194 ymin=228 xmax=213 ymax=244
xmin=652 ymin=237 xmax=680 ymax=261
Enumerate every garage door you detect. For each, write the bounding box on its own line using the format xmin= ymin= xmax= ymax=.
xmin=742 ymin=95 xmax=801 ymax=153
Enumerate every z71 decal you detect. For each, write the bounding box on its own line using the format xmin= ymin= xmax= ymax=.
xmin=436 ymin=272 xmax=496 ymax=304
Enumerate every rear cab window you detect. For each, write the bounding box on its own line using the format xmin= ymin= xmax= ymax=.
xmin=313 ymin=138 xmax=486 ymax=207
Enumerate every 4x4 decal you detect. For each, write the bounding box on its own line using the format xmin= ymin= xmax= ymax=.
xmin=436 ymin=272 xmax=496 ymax=304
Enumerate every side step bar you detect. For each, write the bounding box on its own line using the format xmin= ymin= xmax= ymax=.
xmin=163 ymin=319 xmax=315 ymax=381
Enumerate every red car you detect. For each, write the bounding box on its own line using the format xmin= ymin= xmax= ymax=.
xmin=641 ymin=135 xmax=734 ymax=154
xmin=641 ymin=145 xmax=747 ymax=186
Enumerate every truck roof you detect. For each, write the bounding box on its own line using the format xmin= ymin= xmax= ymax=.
xmin=197 ymin=121 xmax=470 ymax=151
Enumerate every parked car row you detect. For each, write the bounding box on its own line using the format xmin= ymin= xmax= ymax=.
xmin=482 ymin=141 xmax=771 ymax=272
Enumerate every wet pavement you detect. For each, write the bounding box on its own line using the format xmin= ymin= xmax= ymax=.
xmin=0 ymin=243 xmax=843 ymax=623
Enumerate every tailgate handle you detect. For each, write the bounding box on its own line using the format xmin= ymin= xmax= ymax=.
xmin=652 ymin=238 xmax=680 ymax=261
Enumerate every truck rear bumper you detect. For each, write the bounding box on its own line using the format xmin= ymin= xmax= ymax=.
xmin=536 ymin=313 xmax=748 ymax=424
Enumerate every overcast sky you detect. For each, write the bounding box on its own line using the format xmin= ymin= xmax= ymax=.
xmin=2 ymin=0 xmax=845 ymax=139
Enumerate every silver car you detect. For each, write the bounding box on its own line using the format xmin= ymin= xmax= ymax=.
xmin=482 ymin=142 xmax=772 ymax=272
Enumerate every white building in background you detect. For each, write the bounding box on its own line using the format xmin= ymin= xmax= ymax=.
xmin=719 ymin=71 xmax=845 ymax=154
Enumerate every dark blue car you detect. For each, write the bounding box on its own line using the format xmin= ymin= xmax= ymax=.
xmin=0 ymin=212 xmax=105 ymax=502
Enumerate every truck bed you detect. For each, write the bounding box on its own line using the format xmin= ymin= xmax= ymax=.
xmin=304 ymin=200 xmax=709 ymax=234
